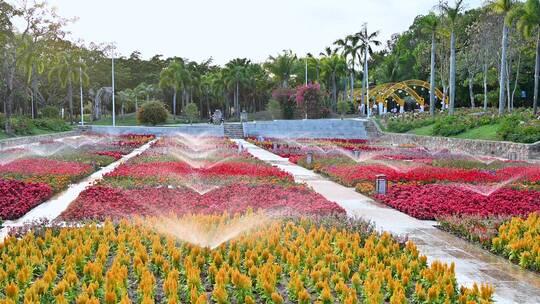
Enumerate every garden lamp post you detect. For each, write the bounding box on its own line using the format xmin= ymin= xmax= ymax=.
xmin=111 ymin=46 xmax=116 ymax=127
xmin=306 ymin=151 xmax=313 ymax=166
xmin=375 ymin=174 xmax=387 ymax=195
xmin=79 ymin=57 xmax=84 ymax=126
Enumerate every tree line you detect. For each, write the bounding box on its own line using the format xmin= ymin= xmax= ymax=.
xmin=1 ymin=0 xmax=539 ymax=133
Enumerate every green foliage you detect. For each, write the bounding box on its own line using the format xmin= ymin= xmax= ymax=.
xmin=432 ymin=116 xmax=468 ymax=136
xmin=498 ymin=114 xmax=540 ymax=143
xmin=41 ymin=106 xmax=60 ymax=118
xmin=266 ymin=99 xmax=281 ymax=119
xmin=33 ymin=118 xmax=70 ymax=132
xmin=0 ymin=113 xmax=5 ymax=128
xmin=184 ymin=103 xmax=199 ymax=123
xmin=137 ymin=101 xmax=169 ymax=126
xmin=386 ymin=114 xmax=435 ymax=133
xmin=9 ymin=117 xmax=35 ymax=135
xmin=337 ymin=100 xmax=349 ymax=117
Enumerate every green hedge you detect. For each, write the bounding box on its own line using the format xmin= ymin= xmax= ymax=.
xmin=498 ymin=114 xmax=540 ymax=143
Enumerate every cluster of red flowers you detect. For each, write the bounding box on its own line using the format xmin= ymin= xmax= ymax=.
xmin=93 ymin=151 xmax=124 ymax=160
xmin=107 ymin=161 xmax=293 ymax=181
xmin=62 ymin=183 xmax=344 ymax=220
xmin=322 ymin=164 xmax=534 ymax=186
xmin=0 ymin=179 xmax=52 ymax=220
xmin=376 ymin=184 xmax=540 ymax=220
xmin=0 ymin=159 xmax=92 ymax=176
xmin=114 ymin=134 xmax=155 ymax=147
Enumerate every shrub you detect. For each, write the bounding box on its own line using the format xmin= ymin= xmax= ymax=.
xmin=295 ymin=83 xmax=324 ymax=119
xmin=337 ymin=100 xmax=349 ymax=118
xmin=266 ymin=99 xmax=281 ymax=119
xmin=386 ymin=114 xmax=434 ymax=133
xmin=137 ymin=101 xmax=168 ymax=125
xmin=432 ymin=116 xmax=467 ymax=136
xmin=272 ymin=88 xmax=295 ymax=119
xmin=10 ymin=117 xmax=35 ymax=135
xmin=184 ymin=103 xmax=199 ymax=124
xmin=34 ymin=118 xmax=71 ymax=132
xmin=498 ymin=114 xmax=540 ymax=143
xmin=41 ymin=105 xmax=60 ymax=118
xmin=0 ymin=112 xmax=5 ymax=127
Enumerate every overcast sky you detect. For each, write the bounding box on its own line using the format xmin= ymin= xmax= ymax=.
xmin=14 ymin=0 xmax=484 ymax=65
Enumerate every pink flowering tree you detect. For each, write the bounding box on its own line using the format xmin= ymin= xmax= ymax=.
xmin=295 ymin=83 xmax=324 ymax=119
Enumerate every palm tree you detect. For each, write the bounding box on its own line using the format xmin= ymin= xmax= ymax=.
xmin=334 ymin=35 xmax=362 ymax=103
xmin=491 ymin=0 xmax=516 ymax=115
xmin=48 ymin=50 xmax=89 ymax=124
xmin=441 ymin=0 xmax=465 ymax=116
xmin=264 ymin=50 xmax=298 ymax=88
xmin=224 ymin=58 xmax=250 ymax=118
xmin=419 ymin=13 xmax=440 ymax=116
xmin=509 ymin=0 xmax=540 ymax=114
xmin=356 ymin=24 xmax=381 ymax=116
xmin=159 ymin=59 xmax=188 ymax=118
xmin=320 ymin=54 xmax=347 ymax=107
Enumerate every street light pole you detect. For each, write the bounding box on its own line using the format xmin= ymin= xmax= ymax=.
xmin=111 ymin=49 xmax=116 ymax=127
xmin=79 ymin=57 xmax=84 ymax=126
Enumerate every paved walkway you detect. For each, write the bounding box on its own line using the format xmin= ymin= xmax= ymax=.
xmin=0 ymin=139 xmax=158 ymax=242
xmin=236 ymin=139 xmax=540 ymax=304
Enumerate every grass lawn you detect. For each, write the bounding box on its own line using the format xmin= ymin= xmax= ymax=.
xmin=452 ymin=123 xmax=501 ymax=141
xmin=407 ymin=124 xmax=434 ymax=136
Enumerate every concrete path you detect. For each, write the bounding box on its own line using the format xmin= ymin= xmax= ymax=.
xmin=0 ymin=138 xmax=158 ymax=242
xmin=236 ymin=139 xmax=540 ymax=304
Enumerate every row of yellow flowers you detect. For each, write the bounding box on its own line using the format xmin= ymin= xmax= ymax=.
xmin=492 ymin=213 xmax=540 ymax=271
xmin=1 ymin=213 xmax=493 ymax=303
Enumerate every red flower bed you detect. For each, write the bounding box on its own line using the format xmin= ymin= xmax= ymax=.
xmin=324 ymin=164 xmax=509 ymax=185
xmin=61 ymin=184 xmax=344 ymax=220
xmin=0 ymin=179 xmax=53 ymax=220
xmin=0 ymin=159 xmax=92 ymax=176
xmin=107 ymin=161 xmax=293 ymax=181
xmin=93 ymin=151 xmax=123 ymax=160
xmin=375 ymin=184 xmax=540 ymax=220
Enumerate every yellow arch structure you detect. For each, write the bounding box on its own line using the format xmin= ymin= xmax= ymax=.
xmin=354 ymin=80 xmax=446 ymax=108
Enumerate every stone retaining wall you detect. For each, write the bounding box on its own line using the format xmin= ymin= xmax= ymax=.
xmin=86 ymin=125 xmax=224 ymax=137
xmin=243 ymin=119 xmax=368 ymax=139
xmin=379 ymin=132 xmax=538 ymax=160
xmin=0 ymin=130 xmax=80 ymax=150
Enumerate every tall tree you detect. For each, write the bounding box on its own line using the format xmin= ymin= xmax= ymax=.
xmin=419 ymin=13 xmax=440 ymax=116
xmin=491 ymin=0 xmax=515 ymax=115
xmin=320 ymin=54 xmax=347 ymax=107
xmin=224 ymin=58 xmax=250 ymax=118
xmin=334 ymin=35 xmax=361 ymax=103
xmin=509 ymin=0 xmax=540 ymax=114
xmin=356 ymin=24 xmax=381 ymax=115
xmin=159 ymin=59 xmax=188 ymax=118
xmin=48 ymin=50 xmax=88 ymax=124
xmin=264 ymin=50 xmax=298 ymax=89
xmin=441 ymin=0 xmax=465 ymax=115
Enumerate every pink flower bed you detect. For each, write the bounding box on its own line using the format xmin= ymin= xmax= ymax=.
xmin=0 ymin=179 xmax=53 ymax=220
xmin=0 ymin=159 xmax=92 ymax=176
xmin=61 ymin=184 xmax=345 ymax=220
xmin=375 ymin=184 xmax=540 ymax=220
